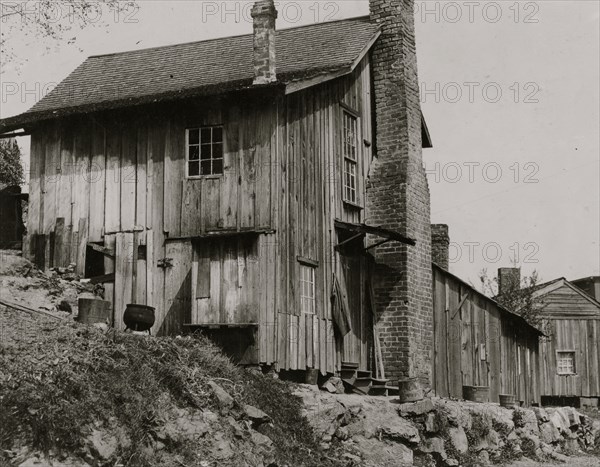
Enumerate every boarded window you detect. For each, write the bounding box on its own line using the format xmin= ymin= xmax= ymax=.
xmin=342 ymin=111 xmax=358 ymax=203
xmin=556 ymin=351 xmax=576 ymax=375
xmin=186 ymin=126 xmax=224 ymax=177
xmin=300 ymin=263 xmax=316 ymax=315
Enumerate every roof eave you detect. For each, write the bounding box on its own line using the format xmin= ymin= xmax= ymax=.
xmin=0 ymin=78 xmax=285 ymax=134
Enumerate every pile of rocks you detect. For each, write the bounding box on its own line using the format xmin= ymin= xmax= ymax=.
xmin=294 ymin=385 xmax=600 ymax=466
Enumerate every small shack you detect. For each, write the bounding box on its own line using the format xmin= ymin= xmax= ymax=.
xmin=529 ymin=277 xmax=600 ymax=407
xmin=430 ymin=225 xmax=542 ymax=406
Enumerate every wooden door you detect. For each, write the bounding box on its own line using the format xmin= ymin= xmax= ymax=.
xmin=338 ymin=236 xmax=372 ymax=370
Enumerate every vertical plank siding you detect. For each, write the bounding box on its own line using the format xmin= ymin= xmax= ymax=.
xmin=432 ymin=266 xmax=541 ymax=406
xmin=536 ymin=283 xmax=600 ymax=398
xmin=24 ymin=59 xmax=375 ymax=376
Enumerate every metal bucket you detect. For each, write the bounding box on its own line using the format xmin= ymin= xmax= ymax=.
xmin=77 ymin=298 xmax=111 ymax=325
xmin=463 ymin=385 xmax=490 ymax=403
xmin=305 ymin=368 xmax=319 ymax=385
xmin=398 ymin=377 xmax=423 ymax=403
xmin=499 ymin=394 xmax=518 ymax=409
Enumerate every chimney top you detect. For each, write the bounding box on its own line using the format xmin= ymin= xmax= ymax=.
xmin=251 ymin=0 xmax=277 ymax=85
xmin=431 ymin=224 xmax=450 ymax=270
xmin=498 ymin=267 xmax=521 ymax=296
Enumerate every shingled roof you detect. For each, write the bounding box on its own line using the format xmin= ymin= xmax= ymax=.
xmin=0 ymin=17 xmax=380 ymax=133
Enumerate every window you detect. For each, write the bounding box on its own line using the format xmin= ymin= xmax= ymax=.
xmin=556 ymin=351 xmax=576 ymax=375
xmin=342 ymin=111 xmax=358 ymax=203
xmin=186 ymin=126 xmax=223 ymax=177
xmin=300 ymin=264 xmax=316 ymax=314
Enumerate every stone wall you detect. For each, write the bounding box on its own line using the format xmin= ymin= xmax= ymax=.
xmin=295 ymin=385 xmax=600 ymax=466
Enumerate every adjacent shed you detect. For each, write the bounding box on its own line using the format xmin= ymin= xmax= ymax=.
xmin=432 ymin=264 xmax=542 ymax=406
xmin=532 ymin=278 xmax=600 ymax=405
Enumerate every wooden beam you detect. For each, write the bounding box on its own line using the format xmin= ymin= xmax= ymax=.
xmin=89 ymin=273 xmax=116 ymax=284
xmin=451 ymin=292 xmax=470 ymax=319
xmin=87 ymin=242 xmax=115 ymax=258
xmin=0 ymin=298 xmax=63 ymax=320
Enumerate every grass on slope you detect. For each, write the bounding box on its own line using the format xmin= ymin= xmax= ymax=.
xmin=0 ymin=307 xmax=331 ymax=466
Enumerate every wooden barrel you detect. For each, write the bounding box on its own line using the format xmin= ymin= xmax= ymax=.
xmin=463 ymin=385 xmax=490 ymax=403
xmin=398 ymin=378 xmax=423 ymax=403
xmin=499 ymin=394 xmax=518 ymax=409
xmin=77 ymin=298 xmax=111 ymax=325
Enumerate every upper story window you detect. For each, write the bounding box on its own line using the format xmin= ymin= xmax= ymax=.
xmin=342 ymin=111 xmax=358 ymax=204
xmin=299 ymin=263 xmax=316 ymax=315
xmin=186 ymin=126 xmax=223 ymax=177
xmin=556 ymin=351 xmax=576 ymax=375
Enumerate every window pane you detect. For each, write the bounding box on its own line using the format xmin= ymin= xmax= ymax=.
xmin=213 ymin=127 xmax=223 ymax=143
xmin=200 ymin=144 xmax=212 ymax=160
xmin=213 ymin=143 xmax=223 ymax=159
xmin=189 ymin=129 xmax=199 ymax=145
xmin=212 ymin=159 xmax=223 ymax=175
xmin=200 ymin=161 xmax=212 ymax=175
xmin=189 ymin=145 xmax=200 ymax=160
xmin=189 ymin=161 xmax=200 ymax=177
xmin=201 ymin=128 xmax=212 ymax=143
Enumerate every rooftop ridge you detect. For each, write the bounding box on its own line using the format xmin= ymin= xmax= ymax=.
xmin=88 ymin=15 xmax=372 ymax=59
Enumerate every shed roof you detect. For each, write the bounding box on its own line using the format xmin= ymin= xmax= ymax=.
xmin=0 ymin=17 xmax=380 ymax=133
xmin=432 ymin=263 xmax=544 ymax=336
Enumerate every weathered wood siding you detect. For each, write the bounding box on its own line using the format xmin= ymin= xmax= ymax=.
xmin=24 ymin=93 xmax=275 ymax=337
xmin=275 ymin=57 xmax=374 ymax=374
xmin=432 ymin=266 xmax=541 ymax=406
xmin=24 ymin=57 xmax=375 ymax=376
xmin=538 ymin=283 xmax=600 ymax=397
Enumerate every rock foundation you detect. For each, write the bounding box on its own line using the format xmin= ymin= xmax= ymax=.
xmin=294 ymin=385 xmax=600 ymax=466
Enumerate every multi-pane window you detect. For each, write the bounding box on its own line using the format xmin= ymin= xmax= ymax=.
xmin=300 ymin=264 xmax=316 ymax=314
xmin=556 ymin=351 xmax=576 ymax=375
xmin=342 ymin=111 xmax=358 ymax=203
xmin=186 ymin=126 xmax=223 ymax=177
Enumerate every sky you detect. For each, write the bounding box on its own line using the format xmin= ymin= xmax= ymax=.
xmin=1 ymin=0 xmax=599 ymax=290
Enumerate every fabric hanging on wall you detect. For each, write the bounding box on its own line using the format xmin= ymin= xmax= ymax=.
xmin=332 ymin=272 xmax=352 ymax=336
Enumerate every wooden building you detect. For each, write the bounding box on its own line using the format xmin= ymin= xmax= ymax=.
xmin=431 ymin=264 xmax=542 ymax=406
xmin=0 ymin=1 xmax=435 ymax=385
xmin=0 ymin=185 xmax=27 ymax=249
xmin=531 ymin=277 xmax=600 ymax=406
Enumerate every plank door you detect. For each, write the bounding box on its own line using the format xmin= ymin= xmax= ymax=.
xmin=338 ymin=236 xmax=371 ymax=370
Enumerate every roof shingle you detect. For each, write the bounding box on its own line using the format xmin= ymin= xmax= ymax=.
xmin=0 ymin=16 xmax=379 ymax=131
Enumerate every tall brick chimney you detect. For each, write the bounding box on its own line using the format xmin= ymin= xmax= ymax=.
xmin=366 ymin=0 xmax=433 ymax=384
xmin=498 ymin=268 xmax=521 ymax=296
xmin=251 ymin=0 xmax=277 ymax=85
xmin=431 ymin=224 xmax=450 ymax=270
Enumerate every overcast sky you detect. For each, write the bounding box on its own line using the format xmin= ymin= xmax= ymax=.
xmin=1 ymin=0 xmax=598 ymax=290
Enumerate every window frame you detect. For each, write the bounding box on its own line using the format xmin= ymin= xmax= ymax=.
xmin=556 ymin=350 xmax=576 ymax=375
xmin=340 ymin=105 xmax=362 ymax=207
xmin=298 ymin=259 xmax=317 ymax=315
xmin=185 ymin=125 xmax=224 ymax=179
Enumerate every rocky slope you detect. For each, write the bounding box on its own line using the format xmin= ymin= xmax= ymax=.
xmin=295 ymin=386 xmax=600 ymax=466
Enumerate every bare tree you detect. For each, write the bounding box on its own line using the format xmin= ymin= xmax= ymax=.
xmin=479 ymin=268 xmax=549 ymax=333
xmin=1 ymin=0 xmax=133 ymax=70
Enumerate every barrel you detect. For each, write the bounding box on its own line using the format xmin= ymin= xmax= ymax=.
xmin=463 ymin=385 xmax=490 ymax=403
xmin=77 ymin=298 xmax=111 ymax=325
xmin=499 ymin=394 xmax=518 ymax=409
xmin=398 ymin=377 xmax=423 ymax=403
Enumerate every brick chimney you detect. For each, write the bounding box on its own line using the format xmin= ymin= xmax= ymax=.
xmin=251 ymin=0 xmax=277 ymax=85
xmin=431 ymin=224 xmax=450 ymax=270
xmin=366 ymin=0 xmax=433 ymax=383
xmin=498 ymin=268 xmax=521 ymax=296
